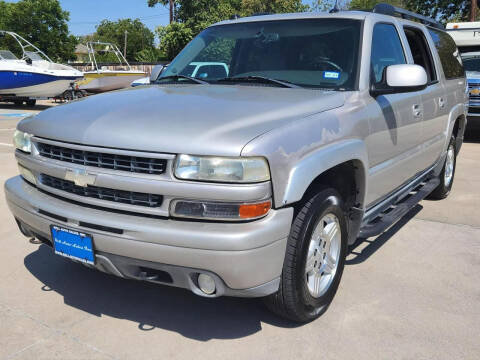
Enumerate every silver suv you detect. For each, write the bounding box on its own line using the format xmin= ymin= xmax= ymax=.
xmin=5 ymin=4 xmax=467 ymax=322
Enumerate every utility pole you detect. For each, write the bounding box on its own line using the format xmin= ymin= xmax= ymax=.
xmin=472 ymin=0 xmax=477 ymax=22
xmin=124 ymin=30 xmax=127 ymax=58
xmin=169 ymin=0 xmax=174 ymax=23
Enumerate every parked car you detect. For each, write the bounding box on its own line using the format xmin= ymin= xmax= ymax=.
xmin=178 ymin=62 xmax=229 ymax=79
xmin=6 ymin=3 xmax=467 ymax=322
xmin=130 ymin=64 xmax=167 ymax=87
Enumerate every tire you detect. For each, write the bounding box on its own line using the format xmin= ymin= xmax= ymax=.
xmin=14 ymin=100 xmax=23 ymax=106
xmin=26 ymin=99 xmax=36 ymax=106
xmin=427 ymin=136 xmax=456 ymax=200
xmin=264 ymin=187 xmax=348 ymax=323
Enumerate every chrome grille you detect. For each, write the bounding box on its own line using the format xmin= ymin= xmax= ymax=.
xmin=37 ymin=142 xmax=167 ymax=175
xmin=40 ymin=174 xmax=163 ymax=208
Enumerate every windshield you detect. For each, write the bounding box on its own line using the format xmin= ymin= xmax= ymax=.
xmin=0 ymin=50 xmax=18 ymax=60
xmin=160 ymin=18 xmax=362 ymax=90
xmin=461 ymin=55 xmax=480 ymax=72
xmin=25 ymin=51 xmax=45 ymax=61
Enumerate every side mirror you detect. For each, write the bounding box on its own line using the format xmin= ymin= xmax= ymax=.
xmin=370 ymin=64 xmax=428 ymax=97
xmin=150 ymin=64 xmax=164 ymax=83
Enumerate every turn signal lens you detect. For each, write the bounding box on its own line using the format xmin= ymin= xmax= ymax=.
xmin=170 ymin=199 xmax=272 ymax=221
xmin=18 ymin=164 xmax=36 ymax=185
xmin=239 ymin=201 xmax=271 ymax=219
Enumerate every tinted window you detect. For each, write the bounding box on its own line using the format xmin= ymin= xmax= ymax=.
xmin=428 ymin=29 xmax=464 ymax=79
xmin=371 ymin=23 xmax=406 ymax=84
xmin=161 ymin=19 xmax=362 ymax=90
xmin=404 ymin=27 xmax=437 ymax=82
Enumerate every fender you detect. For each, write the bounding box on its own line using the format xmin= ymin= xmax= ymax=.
xmin=445 ymin=103 xmax=466 ymax=154
xmin=281 ymin=139 xmax=369 ymax=208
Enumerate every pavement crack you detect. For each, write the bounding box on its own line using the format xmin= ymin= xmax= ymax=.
xmin=5 ymin=339 xmax=46 ymax=360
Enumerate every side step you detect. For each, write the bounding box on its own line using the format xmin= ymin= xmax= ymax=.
xmin=359 ymin=177 xmax=440 ymax=238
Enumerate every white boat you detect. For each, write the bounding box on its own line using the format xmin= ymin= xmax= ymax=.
xmin=0 ymin=31 xmax=84 ymax=98
xmin=77 ymin=42 xmax=146 ymax=93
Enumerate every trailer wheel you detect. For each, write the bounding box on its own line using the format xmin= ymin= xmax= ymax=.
xmin=26 ymin=99 xmax=36 ymax=107
xmin=14 ymin=100 xmax=23 ymax=106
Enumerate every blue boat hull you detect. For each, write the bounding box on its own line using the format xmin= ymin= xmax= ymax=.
xmin=0 ymin=70 xmax=82 ymax=97
xmin=0 ymin=70 xmax=80 ymax=90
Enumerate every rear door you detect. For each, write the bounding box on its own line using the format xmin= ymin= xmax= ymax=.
xmin=366 ymin=22 xmax=424 ymax=205
xmin=403 ymin=25 xmax=448 ymax=170
xmin=427 ymin=28 xmax=466 ymax=148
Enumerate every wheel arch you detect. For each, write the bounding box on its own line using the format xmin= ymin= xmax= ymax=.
xmin=280 ymin=140 xmax=368 ymax=244
xmin=446 ymin=104 xmax=466 ymax=155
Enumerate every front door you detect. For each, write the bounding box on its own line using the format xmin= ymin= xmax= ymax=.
xmin=366 ymin=22 xmax=424 ymax=206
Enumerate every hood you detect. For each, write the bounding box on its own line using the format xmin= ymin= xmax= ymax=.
xmin=19 ymin=85 xmax=346 ymax=156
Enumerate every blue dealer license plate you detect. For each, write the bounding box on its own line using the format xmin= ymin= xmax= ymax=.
xmin=51 ymin=225 xmax=95 ymax=265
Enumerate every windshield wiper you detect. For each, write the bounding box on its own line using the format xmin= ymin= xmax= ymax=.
xmin=217 ymin=76 xmax=301 ymax=88
xmin=155 ymin=75 xmax=209 ymax=85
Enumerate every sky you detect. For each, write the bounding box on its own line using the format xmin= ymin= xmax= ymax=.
xmin=5 ymin=0 xmax=171 ymax=36
xmin=5 ymin=0 xmax=323 ymax=36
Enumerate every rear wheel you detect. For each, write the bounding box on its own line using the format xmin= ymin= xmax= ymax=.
xmin=264 ymin=188 xmax=348 ymax=322
xmin=427 ymin=136 xmax=456 ymax=200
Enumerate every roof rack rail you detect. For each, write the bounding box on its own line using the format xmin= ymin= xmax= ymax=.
xmin=372 ymin=3 xmax=444 ymax=30
xmin=251 ymin=12 xmax=273 ymax=17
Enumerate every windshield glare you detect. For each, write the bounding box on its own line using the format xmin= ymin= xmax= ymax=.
xmin=160 ymin=19 xmax=362 ymax=90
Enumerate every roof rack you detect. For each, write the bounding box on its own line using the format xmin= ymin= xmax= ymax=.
xmin=372 ymin=3 xmax=444 ymax=30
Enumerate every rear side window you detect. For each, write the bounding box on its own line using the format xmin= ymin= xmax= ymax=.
xmin=428 ymin=28 xmax=464 ymax=79
xmin=371 ymin=23 xmax=406 ymax=84
xmin=404 ymin=27 xmax=437 ymax=83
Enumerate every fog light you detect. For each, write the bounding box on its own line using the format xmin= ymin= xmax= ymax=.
xmin=18 ymin=164 xmax=36 ymax=185
xmin=198 ymin=273 xmax=216 ymax=295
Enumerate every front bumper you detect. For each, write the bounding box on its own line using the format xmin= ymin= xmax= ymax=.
xmin=5 ymin=176 xmax=293 ymax=297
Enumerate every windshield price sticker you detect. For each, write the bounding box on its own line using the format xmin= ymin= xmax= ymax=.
xmin=323 ymin=71 xmax=340 ymax=79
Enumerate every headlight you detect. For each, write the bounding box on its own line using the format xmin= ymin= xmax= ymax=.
xmin=175 ymin=155 xmax=270 ymax=183
xmin=13 ymin=130 xmax=33 ymax=153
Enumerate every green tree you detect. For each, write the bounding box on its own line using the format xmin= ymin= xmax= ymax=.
xmin=348 ymin=0 xmax=404 ymax=10
xmin=135 ymin=47 xmax=164 ymax=62
xmin=156 ymin=22 xmax=194 ymax=60
xmin=403 ymin=0 xmax=470 ymax=23
xmin=150 ymin=0 xmax=307 ymax=60
xmin=240 ymin=0 xmax=308 ymax=15
xmin=95 ymin=19 xmax=156 ymax=62
xmin=0 ymin=0 xmax=77 ymax=62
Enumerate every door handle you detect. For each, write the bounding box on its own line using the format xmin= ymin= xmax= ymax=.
xmin=439 ymin=97 xmax=446 ymax=108
xmin=413 ymin=104 xmax=422 ymax=118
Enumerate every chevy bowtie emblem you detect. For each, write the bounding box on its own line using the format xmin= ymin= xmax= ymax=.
xmin=64 ymin=169 xmax=96 ymax=187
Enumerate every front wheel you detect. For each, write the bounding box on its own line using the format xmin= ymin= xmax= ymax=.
xmin=427 ymin=136 xmax=456 ymax=200
xmin=264 ymin=188 xmax=348 ymax=323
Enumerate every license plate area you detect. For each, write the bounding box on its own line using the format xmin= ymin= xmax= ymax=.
xmin=51 ymin=225 xmax=95 ymax=265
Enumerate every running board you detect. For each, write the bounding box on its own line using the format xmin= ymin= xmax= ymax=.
xmin=359 ymin=178 xmax=440 ymax=238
